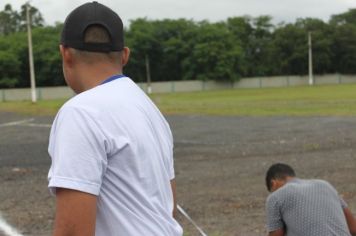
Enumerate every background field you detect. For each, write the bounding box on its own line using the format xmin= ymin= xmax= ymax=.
xmin=0 ymin=84 xmax=356 ymax=236
xmin=1 ymin=84 xmax=356 ymax=116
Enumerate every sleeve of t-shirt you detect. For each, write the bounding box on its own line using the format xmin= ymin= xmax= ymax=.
xmin=266 ymin=194 xmax=284 ymax=232
xmin=323 ymin=181 xmax=349 ymax=209
xmin=48 ymin=106 xmax=107 ymax=196
xmin=168 ymin=129 xmax=175 ymax=180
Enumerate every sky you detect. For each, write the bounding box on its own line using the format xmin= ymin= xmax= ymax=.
xmin=1 ymin=0 xmax=356 ymax=26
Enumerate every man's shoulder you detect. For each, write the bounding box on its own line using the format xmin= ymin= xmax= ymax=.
xmin=287 ymin=179 xmax=338 ymax=196
xmin=266 ymin=192 xmax=278 ymax=203
xmin=58 ymin=95 xmax=92 ymax=115
xmin=59 ymin=81 xmax=120 ymax=114
xmin=267 ymin=180 xmax=301 ymax=200
xmin=309 ymin=179 xmax=338 ymax=193
xmin=309 ymin=179 xmax=329 ymax=184
xmin=281 ymin=179 xmax=332 ymax=192
xmin=266 ymin=190 xmax=283 ymax=204
xmin=55 ymin=94 xmax=100 ymax=126
xmin=306 ymin=179 xmax=333 ymax=188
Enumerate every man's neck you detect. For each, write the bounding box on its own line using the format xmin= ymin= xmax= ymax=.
xmin=286 ymin=177 xmax=298 ymax=183
xmin=79 ymin=66 xmax=122 ymax=92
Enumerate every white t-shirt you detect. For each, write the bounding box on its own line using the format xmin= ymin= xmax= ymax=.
xmin=48 ymin=76 xmax=183 ymax=236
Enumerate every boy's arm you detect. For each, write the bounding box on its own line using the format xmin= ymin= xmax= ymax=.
xmin=266 ymin=195 xmax=285 ymax=235
xmin=53 ymin=188 xmax=97 ymax=236
xmin=171 ymin=179 xmax=178 ymax=219
xmin=343 ymin=207 xmax=356 ymax=236
xmin=268 ymin=229 xmax=285 ymax=236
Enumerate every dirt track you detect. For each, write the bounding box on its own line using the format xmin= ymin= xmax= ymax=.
xmin=0 ymin=112 xmax=356 ymax=236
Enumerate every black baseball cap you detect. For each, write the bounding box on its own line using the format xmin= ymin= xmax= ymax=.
xmin=61 ymin=1 xmax=124 ymax=52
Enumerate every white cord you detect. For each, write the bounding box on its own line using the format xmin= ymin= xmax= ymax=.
xmin=177 ymin=204 xmax=208 ymax=236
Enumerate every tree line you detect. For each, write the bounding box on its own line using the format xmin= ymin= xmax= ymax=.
xmin=1 ymin=3 xmax=356 ymax=88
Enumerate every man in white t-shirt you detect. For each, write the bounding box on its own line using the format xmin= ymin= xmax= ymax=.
xmin=48 ymin=2 xmax=183 ymax=235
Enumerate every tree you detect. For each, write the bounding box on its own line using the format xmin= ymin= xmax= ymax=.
xmin=330 ymin=9 xmax=356 ymax=25
xmin=0 ymin=3 xmax=43 ymax=36
xmin=227 ymin=16 xmax=275 ymax=77
xmin=329 ymin=9 xmax=356 ymax=74
xmin=32 ymin=25 xmax=63 ymax=86
xmin=124 ymin=18 xmax=161 ymax=82
xmin=19 ymin=4 xmax=44 ymax=30
xmin=182 ymin=21 xmax=243 ymax=81
xmin=296 ymin=18 xmax=334 ymax=74
xmin=331 ymin=24 xmax=356 ymax=73
xmin=248 ymin=16 xmax=274 ymax=76
xmin=0 ymin=4 xmax=20 ymax=35
xmin=2 ymin=5 xmax=356 ymax=88
xmin=0 ymin=29 xmax=25 ymax=88
xmin=226 ymin=16 xmax=253 ymax=76
xmin=0 ymin=50 xmax=21 ymax=88
xmin=270 ymin=23 xmax=308 ymax=75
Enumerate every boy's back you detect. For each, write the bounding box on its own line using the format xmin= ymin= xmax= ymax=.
xmin=49 ymin=77 xmax=183 ymax=235
xmin=266 ymin=178 xmax=350 ymax=236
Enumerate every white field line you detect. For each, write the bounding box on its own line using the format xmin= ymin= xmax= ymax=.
xmin=177 ymin=204 xmax=208 ymax=236
xmin=20 ymin=123 xmax=52 ymax=128
xmin=0 ymin=119 xmax=34 ymax=128
xmin=0 ymin=119 xmax=52 ymax=128
xmin=0 ymin=214 xmax=24 ymax=236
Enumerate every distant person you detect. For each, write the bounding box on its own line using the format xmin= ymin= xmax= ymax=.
xmin=47 ymin=2 xmax=183 ymax=236
xmin=265 ymin=163 xmax=356 ymax=236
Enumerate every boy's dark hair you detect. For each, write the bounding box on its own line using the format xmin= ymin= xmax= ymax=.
xmin=265 ymin=163 xmax=296 ymax=192
xmin=84 ymin=24 xmax=111 ymax=44
xmin=71 ymin=25 xmax=122 ymax=64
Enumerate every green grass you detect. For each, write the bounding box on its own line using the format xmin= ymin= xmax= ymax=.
xmin=1 ymin=84 xmax=356 ymax=116
xmin=0 ymin=99 xmax=67 ymax=116
xmin=151 ymin=84 xmax=356 ymax=116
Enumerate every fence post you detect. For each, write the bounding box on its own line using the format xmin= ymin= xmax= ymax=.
xmin=259 ymin=77 xmax=262 ymax=88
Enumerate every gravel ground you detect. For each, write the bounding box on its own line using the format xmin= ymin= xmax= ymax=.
xmin=0 ymin=112 xmax=356 ymax=236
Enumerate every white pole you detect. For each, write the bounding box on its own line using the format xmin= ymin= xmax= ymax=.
xmin=145 ymin=54 xmax=152 ymax=94
xmin=308 ymin=31 xmax=314 ymax=86
xmin=26 ymin=2 xmax=37 ymax=103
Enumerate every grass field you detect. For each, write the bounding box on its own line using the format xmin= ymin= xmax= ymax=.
xmin=1 ymin=84 xmax=356 ymax=116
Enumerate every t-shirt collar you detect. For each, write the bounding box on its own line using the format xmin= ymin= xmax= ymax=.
xmin=101 ymin=74 xmax=126 ymax=85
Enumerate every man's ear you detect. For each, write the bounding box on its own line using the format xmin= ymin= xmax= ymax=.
xmin=121 ymin=47 xmax=130 ymax=66
xmin=270 ymin=179 xmax=278 ymax=192
xmin=271 ymin=179 xmax=286 ymax=192
xmin=59 ymin=45 xmax=74 ymax=67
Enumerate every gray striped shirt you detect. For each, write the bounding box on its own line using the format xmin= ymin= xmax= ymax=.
xmin=266 ymin=178 xmax=350 ymax=236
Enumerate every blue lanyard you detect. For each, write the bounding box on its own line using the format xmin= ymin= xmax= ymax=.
xmin=101 ymin=74 xmax=126 ymax=85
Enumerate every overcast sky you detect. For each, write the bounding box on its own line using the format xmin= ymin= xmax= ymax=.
xmin=1 ymin=0 xmax=356 ymax=26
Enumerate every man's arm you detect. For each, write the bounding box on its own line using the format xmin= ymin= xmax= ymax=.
xmin=344 ymin=208 xmax=356 ymax=236
xmin=268 ymin=229 xmax=285 ymax=236
xmin=170 ymin=179 xmax=178 ymax=219
xmin=53 ymin=188 xmax=97 ymax=236
xmin=266 ymin=194 xmax=285 ymax=236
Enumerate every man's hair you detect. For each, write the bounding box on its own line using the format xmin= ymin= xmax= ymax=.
xmin=84 ymin=24 xmax=112 ymax=43
xmin=71 ymin=25 xmax=122 ymax=64
xmin=265 ymin=163 xmax=296 ymax=192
